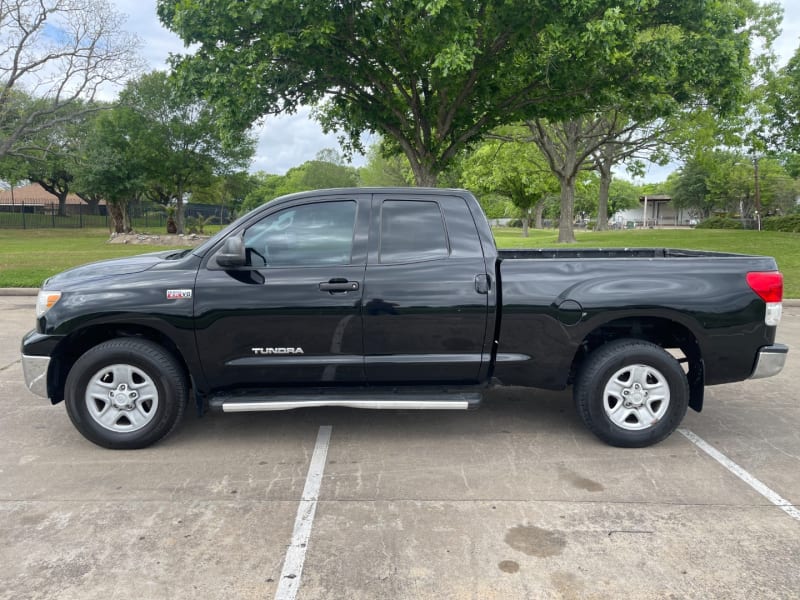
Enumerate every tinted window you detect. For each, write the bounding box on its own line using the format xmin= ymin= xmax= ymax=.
xmin=380 ymin=200 xmax=448 ymax=263
xmin=243 ymin=201 xmax=357 ymax=267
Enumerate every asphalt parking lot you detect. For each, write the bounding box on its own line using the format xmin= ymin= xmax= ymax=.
xmin=1 ymin=295 xmax=798 ymax=600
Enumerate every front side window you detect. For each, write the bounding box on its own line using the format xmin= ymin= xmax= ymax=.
xmin=379 ymin=200 xmax=449 ymax=263
xmin=243 ymin=201 xmax=357 ymax=267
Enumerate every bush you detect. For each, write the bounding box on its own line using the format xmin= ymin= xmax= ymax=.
xmin=695 ymin=217 xmax=743 ymax=229
xmin=186 ymin=215 xmax=217 ymax=234
xmin=762 ymin=215 xmax=800 ymax=233
xmin=507 ymin=218 xmax=523 ymax=228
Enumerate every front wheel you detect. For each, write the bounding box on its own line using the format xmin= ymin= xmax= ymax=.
xmin=65 ymin=338 xmax=187 ymax=449
xmin=574 ymin=339 xmax=689 ymax=447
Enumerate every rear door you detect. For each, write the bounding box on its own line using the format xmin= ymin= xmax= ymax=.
xmin=363 ymin=193 xmax=490 ymax=383
xmin=194 ymin=194 xmax=370 ymax=388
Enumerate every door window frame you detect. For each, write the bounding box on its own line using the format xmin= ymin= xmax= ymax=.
xmin=368 ymin=195 xmax=453 ymax=266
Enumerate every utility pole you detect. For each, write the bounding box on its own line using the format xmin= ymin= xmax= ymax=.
xmin=753 ymin=156 xmax=762 ymax=214
xmin=643 ymin=195 xmax=648 ymax=229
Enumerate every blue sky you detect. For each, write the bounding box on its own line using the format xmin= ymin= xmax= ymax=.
xmin=112 ymin=0 xmax=800 ymax=182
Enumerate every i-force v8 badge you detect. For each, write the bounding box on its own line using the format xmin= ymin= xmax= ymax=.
xmin=166 ymin=289 xmax=193 ymax=300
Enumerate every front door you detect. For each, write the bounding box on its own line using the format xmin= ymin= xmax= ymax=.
xmin=194 ymin=195 xmax=369 ymax=389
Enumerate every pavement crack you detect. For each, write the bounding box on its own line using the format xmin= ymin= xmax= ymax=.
xmin=0 ymin=359 xmax=21 ymax=372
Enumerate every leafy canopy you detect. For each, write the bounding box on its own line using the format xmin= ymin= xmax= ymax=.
xmin=772 ymin=44 xmax=800 ymax=154
xmin=159 ymin=0 xmax=757 ymax=185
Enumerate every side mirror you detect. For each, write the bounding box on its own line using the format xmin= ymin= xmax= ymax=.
xmin=216 ymin=234 xmax=246 ymax=268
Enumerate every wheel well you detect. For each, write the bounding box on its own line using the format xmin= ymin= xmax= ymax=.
xmin=570 ymin=317 xmax=705 ymax=412
xmin=48 ymin=324 xmax=192 ymax=404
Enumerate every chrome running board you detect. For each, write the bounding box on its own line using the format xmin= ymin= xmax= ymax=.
xmin=208 ymin=389 xmax=482 ymax=413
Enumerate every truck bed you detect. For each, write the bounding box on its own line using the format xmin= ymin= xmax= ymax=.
xmin=493 ymin=248 xmax=779 ymax=390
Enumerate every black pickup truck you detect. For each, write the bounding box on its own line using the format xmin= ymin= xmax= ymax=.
xmin=22 ymin=188 xmax=788 ymax=449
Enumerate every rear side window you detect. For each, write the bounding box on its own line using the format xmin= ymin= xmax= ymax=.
xmin=379 ymin=200 xmax=448 ymax=263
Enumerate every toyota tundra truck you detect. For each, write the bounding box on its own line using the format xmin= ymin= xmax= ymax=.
xmin=21 ymin=188 xmax=788 ymax=449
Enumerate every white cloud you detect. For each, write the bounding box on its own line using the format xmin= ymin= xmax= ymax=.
xmin=250 ymin=108 xmax=368 ymax=174
xmin=775 ymin=7 xmax=799 ymax=68
xmin=113 ymin=0 xmax=185 ymax=71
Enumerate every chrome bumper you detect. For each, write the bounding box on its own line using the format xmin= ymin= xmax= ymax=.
xmin=749 ymin=344 xmax=788 ymax=379
xmin=21 ymin=354 xmax=50 ymax=398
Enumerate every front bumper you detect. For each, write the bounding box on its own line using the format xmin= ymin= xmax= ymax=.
xmin=22 ymin=354 xmax=50 ymax=398
xmin=749 ymin=344 xmax=789 ymax=379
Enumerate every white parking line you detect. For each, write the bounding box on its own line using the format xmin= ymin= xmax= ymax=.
xmin=275 ymin=425 xmax=333 ymax=600
xmin=679 ymin=428 xmax=800 ymax=522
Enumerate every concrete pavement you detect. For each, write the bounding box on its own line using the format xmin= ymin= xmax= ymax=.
xmin=1 ymin=298 xmax=798 ymax=599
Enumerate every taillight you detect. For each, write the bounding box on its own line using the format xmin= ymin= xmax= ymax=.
xmin=746 ymin=271 xmax=783 ymax=326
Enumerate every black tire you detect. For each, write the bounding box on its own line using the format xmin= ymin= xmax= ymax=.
xmin=65 ymin=338 xmax=187 ymax=449
xmin=574 ymin=339 xmax=689 ymax=448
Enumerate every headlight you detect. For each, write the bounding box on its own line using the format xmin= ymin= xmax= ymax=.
xmin=36 ymin=290 xmax=62 ymax=318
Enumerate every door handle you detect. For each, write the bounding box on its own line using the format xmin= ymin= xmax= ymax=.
xmin=474 ymin=274 xmax=490 ymax=294
xmin=319 ymin=279 xmax=359 ymax=292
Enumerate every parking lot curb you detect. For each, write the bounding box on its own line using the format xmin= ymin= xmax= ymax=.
xmin=0 ymin=288 xmax=39 ymax=296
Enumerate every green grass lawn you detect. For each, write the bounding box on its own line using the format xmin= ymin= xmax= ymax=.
xmin=2 ymin=226 xmax=799 ymax=297
xmin=0 ymin=229 xmax=192 ymax=288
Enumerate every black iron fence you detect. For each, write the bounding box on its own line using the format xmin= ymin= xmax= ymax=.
xmin=0 ymin=201 xmax=234 ymax=230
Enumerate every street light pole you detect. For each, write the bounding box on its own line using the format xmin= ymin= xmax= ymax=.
xmin=643 ymin=195 xmax=648 ymax=229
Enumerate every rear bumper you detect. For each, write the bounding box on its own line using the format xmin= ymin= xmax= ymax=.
xmin=749 ymin=344 xmax=788 ymax=379
xmin=22 ymin=354 xmax=50 ymax=398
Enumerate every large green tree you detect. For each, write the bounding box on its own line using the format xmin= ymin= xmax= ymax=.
xmin=17 ymin=108 xmax=95 ymax=216
xmin=0 ymin=102 xmax=107 ymax=216
xmin=76 ymin=107 xmax=149 ymax=233
xmin=669 ymin=150 xmax=797 ymax=218
xmin=116 ymin=71 xmax=255 ymax=233
xmin=523 ymin=117 xmax=615 ymax=242
xmin=591 ymin=116 xmax=673 ymax=230
xmin=461 ymin=131 xmax=558 ymax=235
xmin=159 ymin=0 xmax=757 ymax=187
xmin=772 ymin=44 xmax=800 ymax=155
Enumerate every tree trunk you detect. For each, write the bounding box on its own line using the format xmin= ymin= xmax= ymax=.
xmin=109 ymin=201 xmax=125 ymax=233
xmin=596 ymin=164 xmax=612 ymax=231
xmin=522 ymin=210 xmax=530 ymax=237
xmin=108 ymin=200 xmax=132 ymax=233
xmin=57 ymin=192 xmax=68 ymax=217
xmin=534 ymin=201 xmax=545 ymax=229
xmin=407 ymin=155 xmax=439 ymax=187
xmin=122 ymin=202 xmax=132 ymax=233
xmin=34 ymin=178 xmax=69 ymax=216
xmin=557 ymin=176 xmax=577 ymax=243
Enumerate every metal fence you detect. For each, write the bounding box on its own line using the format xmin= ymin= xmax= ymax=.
xmin=0 ymin=201 xmax=234 ymax=230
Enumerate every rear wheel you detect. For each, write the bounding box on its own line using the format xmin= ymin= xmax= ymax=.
xmin=65 ymin=338 xmax=187 ymax=449
xmin=574 ymin=339 xmax=689 ymax=447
